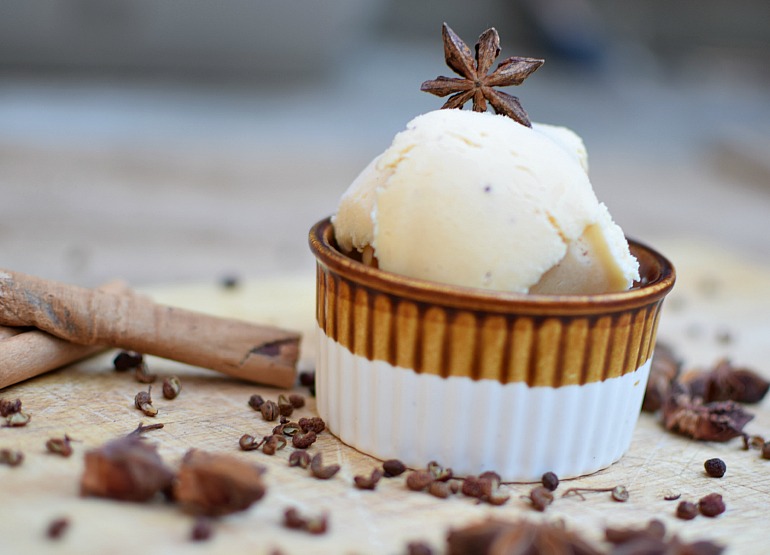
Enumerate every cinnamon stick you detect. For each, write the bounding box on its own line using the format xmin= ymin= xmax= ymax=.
xmin=0 ymin=269 xmax=300 ymax=388
xmin=0 ymin=281 xmax=131 ymax=390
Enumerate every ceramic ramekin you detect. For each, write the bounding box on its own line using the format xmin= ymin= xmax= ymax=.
xmin=309 ymin=217 xmax=675 ymax=481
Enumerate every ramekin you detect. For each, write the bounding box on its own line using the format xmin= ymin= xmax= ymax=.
xmin=309 ymin=217 xmax=675 ymax=481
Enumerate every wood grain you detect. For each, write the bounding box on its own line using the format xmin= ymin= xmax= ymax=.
xmin=0 ymin=243 xmax=768 ymax=555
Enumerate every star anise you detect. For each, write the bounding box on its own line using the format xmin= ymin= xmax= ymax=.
xmin=420 ymin=23 xmax=544 ymax=127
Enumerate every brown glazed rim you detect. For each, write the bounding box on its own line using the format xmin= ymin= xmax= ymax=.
xmin=309 ymin=217 xmax=675 ymax=317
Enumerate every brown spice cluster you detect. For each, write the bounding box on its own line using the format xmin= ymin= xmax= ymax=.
xmin=645 ymin=346 xmax=768 ymax=442
xmin=1 ymin=397 xmax=31 ymax=427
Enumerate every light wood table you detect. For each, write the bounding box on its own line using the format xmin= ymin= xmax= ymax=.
xmin=0 ymin=240 xmax=769 ymax=554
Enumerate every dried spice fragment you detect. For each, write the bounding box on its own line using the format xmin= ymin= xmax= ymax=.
xmin=128 ymin=422 xmax=164 ymax=436
xmin=562 ymin=485 xmax=629 ymax=502
xmin=643 ymin=343 xmax=681 ymax=412
xmin=354 ymin=468 xmax=384 ymax=490
xmin=681 ymin=359 xmax=769 ymax=404
xmin=698 ymin=493 xmax=726 ymax=517
xmin=277 ymin=394 xmax=294 ymax=417
xmin=383 ymin=459 xmax=407 ymax=477
xmin=190 ymin=517 xmax=214 ymax=542
xmin=0 ymin=448 xmax=24 ymax=467
xmin=0 ymin=397 xmax=22 ymax=417
xmin=309 ymin=453 xmax=340 ymax=480
xmin=174 ymin=449 xmax=266 ymax=516
xmin=162 ymin=376 xmax=182 ymax=400
xmin=239 ymin=434 xmax=265 ymax=452
xmin=260 ymin=400 xmax=279 ymax=422
xmin=406 ymin=471 xmax=434 ymax=492
xmin=113 ymin=351 xmax=143 ymax=372
xmin=292 ymin=430 xmax=317 ymax=449
xmin=46 ymin=517 xmax=70 ymax=540
xmin=288 ymin=450 xmax=311 ymax=469
xmin=298 ymin=416 xmax=325 ymax=434
xmin=288 ymin=394 xmax=305 ymax=409
xmin=46 ymin=435 xmax=74 ymax=457
xmin=261 ymin=434 xmax=287 ymax=455
xmin=80 ymin=436 xmax=174 ymax=502
xmin=283 ymin=507 xmax=328 ymax=535
xmin=248 ymin=394 xmax=265 ymax=411
xmin=663 ymin=393 xmax=753 ymax=441
xmin=541 ymin=471 xmax=559 ymax=491
xmin=447 ymin=518 xmax=601 ymax=555
xmin=134 ymin=362 xmax=157 ymax=384
xmin=704 ymin=458 xmax=726 ymax=478
xmin=527 ymin=486 xmax=554 ymax=511
xmin=420 ymin=23 xmax=544 ymax=126
xmin=676 ymin=500 xmax=699 ymax=520
xmin=5 ymin=410 xmax=31 ymax=427
xmin=427 ymin=460 xmax=453 ymax=482
xmin=134 ymin=387 xmax=157 ymax=417
xmin=605 ymin=519 xmax=724 ymax=554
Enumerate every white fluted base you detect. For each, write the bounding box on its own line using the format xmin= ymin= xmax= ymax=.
xmin=316 ymin=327 xmax=650 ymax=482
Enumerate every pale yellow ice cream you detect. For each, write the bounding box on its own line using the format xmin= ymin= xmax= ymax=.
xmin=333 ymin=109 xmax=639 ymax=294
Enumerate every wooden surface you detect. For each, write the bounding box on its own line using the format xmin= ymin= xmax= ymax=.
xmin=1 ymin=239 xmax=769 ymax=555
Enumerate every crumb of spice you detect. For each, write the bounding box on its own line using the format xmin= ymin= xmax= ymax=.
xmin=80 ymin=436 xmax=174 ymax=502
xmin=0 ymin=448 xmax=24 ymax=467
xmin=288 ymin=394 xmax=305 ymax=409
xmin=528 ymin=486 xmax=554 ymax=511
xmin=283 ymin=507 xmax=328 ymax=535
xmin=354 ymin=468 xmax=384 ymax=490
xmin=190 ymin=517 xmax=214 ymax=542
xmin=161 ymin=376 xmax=182 ymax=400
xmin=704 ymin=458 xmax=726 ymax=478
xmin=113 ymin=351 xmax=143 ymax=372
xmin=46 ymin=517 xmax=70 ymax=540
xmin=676 ymin=500 xmax=699 ymax=520
xmin=174 ymin=449 xmax=266 ymax=516
xmin=0 ymin=397 xmax=22 ymax=417
xmin=46 ymin=435 xmax=74 ymax=457
xmin=310 ymin=453 xmax=340 ymax=480
xmin=698 ymin=493 xmax=726 ymax=517
xmin=134 ymin=387 xmax=158 ymax=417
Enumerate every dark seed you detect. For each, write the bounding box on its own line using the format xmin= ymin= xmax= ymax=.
xmin=676 ymin=500 xmax=699 ymax=520
xmin=704 ymin=458 xmax=726 ymax=478
xmin=288 ymin=394 xmax=305 ymax=409
xmin=248 ymin=394 xmax=265 ymax=411
xmin=383 ymin=459 xmax=407 ymax=477
xmin=541 ymin=471 xmax=559 ymax=491
xmin=699 ymin=493 xmax=726 ymax=517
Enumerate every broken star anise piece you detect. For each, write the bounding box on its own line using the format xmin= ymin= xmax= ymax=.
xmin=679 ymin=358 xmax=769 ymax=404
xmin=662 ymin=391 xmax=753 ymax=442
xmin=420 ymin=23 xmax=544 ymax=127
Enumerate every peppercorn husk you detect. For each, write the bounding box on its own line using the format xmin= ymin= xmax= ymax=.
xmin=662 ymin=391 xmax=753 ymax=442
xmin=80 ymin=436 xmax=174 ymax=502
xmin=173 ymin=449 xmax=266 ymax=516
xmin=446 ymin=518 xmax=601 ymax=555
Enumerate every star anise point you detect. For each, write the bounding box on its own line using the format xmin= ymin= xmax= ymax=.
xmin=421 ymin=23 xmax=543 ymax=126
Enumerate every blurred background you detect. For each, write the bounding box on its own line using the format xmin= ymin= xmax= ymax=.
xmin=1 ymin=0 xmax=769 ymax=288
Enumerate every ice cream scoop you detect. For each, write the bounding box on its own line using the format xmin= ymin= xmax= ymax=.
xmin=333 ymin=108 xmax=638 ymax=295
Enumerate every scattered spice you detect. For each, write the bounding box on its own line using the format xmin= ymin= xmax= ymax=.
xmin=283 ymin=507 xmax=328 ymax=535
xmin=744 ymin=434 xmax=765 ymax=450
xmin=134 ymin=387 xmax=158 ymax=417
xmin=260 ymin=400 xmax=279 ymax=422
xmin=446 ymin=518 xmax=600 ymax=555
xmin=275 ymin=422 xmax=300 ymax=437
xmin=664 ymin=492 xmax=682 ymax=501
xmin=80 ymin=436 xmax=174 ymax=502
xmin=704 ymin=458 xmax=727 ymax=478
xmin=190 ymin=517 xmax=214 ymax=542
xmin=698 ymin=493 xmax=726 ymax=517
xmin=174 ymin=449 xmax=266 ymax=516
xmin=248 ymin=394 xmax=265 ymax=411
xmin=239 ymin=434 xmax=265 ymax=452
xmin=5 ymin=410 xmax=31 ymax=427
xmin=663 ymin=392 xmax=753 ymax=442
xmin=162 ymin=376 xmax=182 ymax=400
xmin=562 ymin=485 xmax=629 ymax=502
xmin=292 ymin=430 xmax=317 ymax=449
xmin=0 ymin=448 xmax=24 ymax=467
xmin=406 ymin=471 xmax=434 ymax=492
xmin=420 ymin=23 xmax=543 ymax=126
xmin=527 ymin=486 xmax=554 ymax=512
xmin=354 ymin=468 xmax=384 ymax=490
xmin=277 ymin=394 xmax=294 ymax=417
xmin=763 ymin=442 xmax=770 ymax=460
xmin=298 ymin=416 xmax=325 ymax=434
xmin=288 ymin=450 xmax=311 ymax=469
xmin=46 ymin=517 xmax=70 ymax=540
xmin=262 ymin=434 xmax=288 ymax=456
xmin=606 ymin=519 xmax=724 ymax=554
xmin=383 ymin=459 xmax=407 ymax=477
xmin=427 ymin=461 xmax=453 ymax=482
xmin=310 ymin=453 xmax=340 ymax=480
xmin=128 ymin=422 xmax=164 ymax=436
xmin=0 ymin=397 xmax=22 ymax=417
xmin=427 ymin=480 xmax=454 ymax=499
xmin=461 ymin=473 xmax=509 ymax=505
xmin=46 ymin=435 xmax=74 ymax=457
xmin=643 ymin=343 xmax=681 ymax=413
xmin=113 ymin=351 xmax=143 ymax=372
xmin=680 ymin=359 xmax=769 ymax=404
xmin=676 ymin=500 xmax=699 ymax=520
xmin=541 ymin=471 xmax=559 ymax=491
xmin=288 ymin=394 xmax=305 ymax=409
xmin=298 ymin=371 xmax=315 ymax=388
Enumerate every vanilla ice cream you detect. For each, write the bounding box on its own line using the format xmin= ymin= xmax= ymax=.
xmin=333 ymin=109 xmax=639 ymax=294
